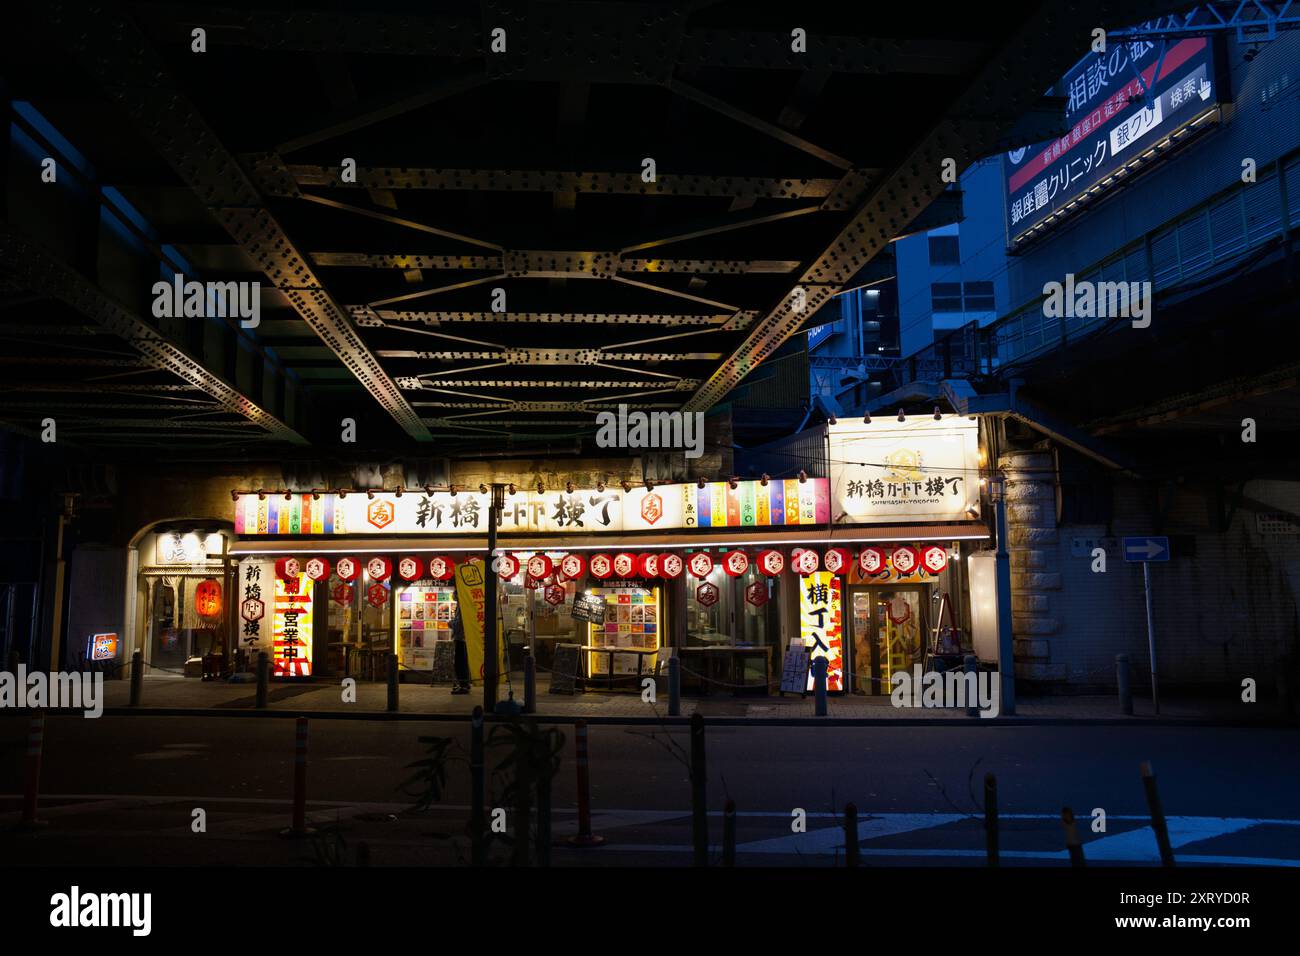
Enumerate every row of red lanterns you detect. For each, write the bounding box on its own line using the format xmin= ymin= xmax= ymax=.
xmin=271 ymin=545 xmax=952 ymax=593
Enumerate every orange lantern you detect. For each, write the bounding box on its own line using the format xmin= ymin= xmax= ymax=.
xmin=194 ymin=578 xmax=223 ymax=618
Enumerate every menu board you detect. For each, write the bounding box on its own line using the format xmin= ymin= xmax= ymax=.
xmin=587 ymin=587 xmax=659 ymax=676
xmin=398 ymin=585 xmax=458 ymax=671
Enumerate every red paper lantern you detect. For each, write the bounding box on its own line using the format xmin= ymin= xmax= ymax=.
xmin=274 ymin=557 xmax=302 ymax=580
xmin=194 ymin=578 xmax=222 ymax=618
xmin=558 ymin=553 xmax=586 ymax=581
xmin=636 ymin=553 xmax=661 ymax=578
xmin=755 ymin=549 xmax=785 ymax=576
xmin=304 ymin=557 xmax=331 ymax=582
xmin=525 ymin=553 xmax=554 ymax=581
xmin=859 ymin=547 xmax=886 ymax=576
xmin=397 ymin=556 xmax=424 ymax=581
xmin=612 ymin=552 xmax=637 ymax=578
xmin=791 ymin=548 xmax=820 ymax=575
xmin=428 ymin=556 xmax=456 ymax=580
xmin=823 ymin=547 xmax=851 ymax=575
xmin=496 ymin=554 xmax=521 ymax=580
xmin=921 ymin=545 xmax=949 ymax=575
xmin=365 ymin=556 xmax=392 ymax=581
xmin=658 ymin=553 xmax=684 ymax=579
xmin=335 ymin=556 xmax=361 ymax=582
xmin=891 ymin=545 xmax=920 ymax=575
xmin=589 ymin=554 xmax=614 ymax=579
xmin=687 ymin=552 xmax=714 ymax=578
xmin=721 ymin=550 xmax=750 ymax=576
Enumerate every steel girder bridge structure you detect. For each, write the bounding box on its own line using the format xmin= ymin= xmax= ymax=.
xmin=0 ymin=0 xmax=1189 ymax=458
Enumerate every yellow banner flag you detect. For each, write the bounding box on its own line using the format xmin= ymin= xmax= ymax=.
xmin=453 ymin=558 xmax=506 ymax=684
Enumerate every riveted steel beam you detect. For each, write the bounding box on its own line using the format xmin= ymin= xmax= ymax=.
xmin=381 ymin=349 xmax=722 ymax=364
xmin=313 ymin=251 xmax=801 ymax=275
xmin=282 ymin=165 xmax=839 ymax=199
xmin=39 ymin=0 xmax=432 ymax=441
xmin=400 ymin=378 xmax=701 ymax=390
xmin=350 ymin=307 xmax=735 ymax=327
xmin=0 ymin=227 xmax=306 ymax=443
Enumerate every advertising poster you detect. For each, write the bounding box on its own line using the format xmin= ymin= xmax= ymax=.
xmin=272 ymin=574 xmax=313 ymax=677
xmin=452 ymin=559 xmax=507 ymax=685
xmin=799 ymin=571 xmax=843 ymax=692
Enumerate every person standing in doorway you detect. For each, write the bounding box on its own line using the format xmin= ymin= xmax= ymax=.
xmin=450 ymin=605 xmax=471 ymax=694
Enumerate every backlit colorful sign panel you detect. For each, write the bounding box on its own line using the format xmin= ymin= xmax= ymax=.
xmin=799 ymin=571 xmax=843 ymax=692
xmin=273 ymin=574 xmax=313 ymax=677
xmin=234 ymin=478 xmax=829 ymax=536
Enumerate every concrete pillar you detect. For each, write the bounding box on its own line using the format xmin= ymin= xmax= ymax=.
xmin=1000 ymin=451 xmax=1067 ymax=682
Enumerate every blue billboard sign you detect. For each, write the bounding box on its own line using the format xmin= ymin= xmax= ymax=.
xmin=1003 ymin=26 xmax=1219 ymax=245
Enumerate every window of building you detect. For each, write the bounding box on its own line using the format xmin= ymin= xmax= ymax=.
xmin=930 ymin=282 xmax=963 ymax=312
xmin=964 ymin=281 xmax=995 ymax=311
xmin=928 ymin=235 xmax=960 ymax=266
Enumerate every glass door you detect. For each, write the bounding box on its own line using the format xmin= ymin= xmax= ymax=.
xmin=851 ymin=587 xmax=926 ymax=695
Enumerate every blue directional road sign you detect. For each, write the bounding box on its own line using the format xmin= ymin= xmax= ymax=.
xmin=1123 ymin=536 xmax=1170 ymax=563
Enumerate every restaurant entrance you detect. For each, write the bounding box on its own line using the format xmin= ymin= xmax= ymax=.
xmin=849 ymin=586 xmax=928 ymax=696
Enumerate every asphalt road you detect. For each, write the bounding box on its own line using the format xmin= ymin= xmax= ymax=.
xmin=2 ymin=715 xmax=1297 ymax=866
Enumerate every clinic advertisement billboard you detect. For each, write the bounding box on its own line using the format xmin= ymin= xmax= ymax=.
xmin=1004 ymin=29 xmax=1219 ymax=245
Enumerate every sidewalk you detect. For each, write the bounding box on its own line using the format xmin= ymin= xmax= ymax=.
xmin=93 ymin=675 xmax=1297 ymax=725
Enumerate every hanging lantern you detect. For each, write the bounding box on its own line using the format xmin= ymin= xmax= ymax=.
xmin=589 ymin=554 xmax=614 ymax=579
xmin=194 ymin=578 xmax=223 ymax=618
xmin=558 ymin=553 xmax=586 ymax=582
xmin=891 ymin=545 xmax=920 ymax=575
xmin=304 ymin=557 xmax=331 ymax=582
xmin=695 ymin=582 xmax=720 ymax=607
xmin=428 ymin=555 xmax=456 ymax=581
xmin=755 ymin=549 xmax=785 ymax=576
xmin=859 ymin=546 xmax=887 ymax=576
xmin=612 ymin=553 xmax=636 ymax=578
xmin=791 ymin=548 xmax=820 ymax=575
xmin=274 ymin=557 xmax=302 ymax=580
xmin=721 ymin=550 xmax=750 ymax=577
xmin=496 ymin=554 xmax=521 ymax=580
xmin=921 ymin=545 xmax=949 ymax=575
xmin=330 ymin=582 xmax=354 ymax=607
xmin=687 ymin=551 xmax=714 ymax=578
xmin=659 ymin=553 xmax=684 ymax=579
xmin=397 ymin=556 xmax=424 ymax=581
xmin=525 ymin=553 xmax=554 ymax=581
xmin=335 ymin=556 xmax=361 ymax=582
xmin=636 ymin=553 xmax=661 ymax=578
xmin=366 ymin=556 xmax=393 ymax=581
xmin=823 ymin=547 xmax=851 ymax=575
xmin=366 ymin=582 xmax=389 ymax=607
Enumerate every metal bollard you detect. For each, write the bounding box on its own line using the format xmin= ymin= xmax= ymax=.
xmin=1063 ymin=807 xmax=1087 ymax=867
xmin=21 ymin=711 xmax=45 ymax=828
xmin=813 ymin=656 xmax=828 ymax=716
xmin=668 ymin=656 xmax=681 ymax=716
xmin=470 ymin=706 xmax=486 ymax=866
xmin=1116 ymin=654 xmax=1133 ymax=715
xmin=965 ymin=655 xmax=979 ymax=717
xmin=845 ymin=802 xmax=860 ymax=867
xmin=984 ymin=773 xmax=999 ymax=867
xmin=690 ymin=712 xmax=707 ymax=866
xmin=130 ymin=649 xmax=144 ymax=707
xmin=523 ymin=652 xmax=536 ymax=714
xmin=567 ymin=719 xmax=604 ymax=847
xmin=256 ymin=652 xmax=270 ymax=709
xmin=1141 ymin=761 xmax=1176 ymax=866
xmin=722 ymin=800 xmax=736 ymax=867
xmin=280 ymin=717 xmax=312 ymax=838
xmin=387 ymin=653 xmax=399 ymax=712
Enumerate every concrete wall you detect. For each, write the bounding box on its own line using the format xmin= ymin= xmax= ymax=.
xmin=1005 ymin=448 xmax=1300 ymax=690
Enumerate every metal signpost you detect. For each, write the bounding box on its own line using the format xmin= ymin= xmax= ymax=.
xmin=1123 ymin=536 xmax=1170 ymax=714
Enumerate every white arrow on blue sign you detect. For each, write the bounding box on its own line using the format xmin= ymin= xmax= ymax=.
xmin=1123 ymin=536 xmax=1170 ymax=562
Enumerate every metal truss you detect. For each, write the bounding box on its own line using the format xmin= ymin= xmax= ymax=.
xmin=312 ymin=252 xmax=801 ymax=276
xmin=348 ymin=307 xmax=740 ymax=328
xmin=385 ymin=348 xmax=719 ymax=365
xmin=39 ymin=1 xmax=433 ymax=442
xmin=0 ymin=226 xmax=306 ymax=444
xmin=1108 ymin=3 xmax=1300 ymax=42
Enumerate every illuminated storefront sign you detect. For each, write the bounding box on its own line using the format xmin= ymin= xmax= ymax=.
xmin=799 ymin=571 xmax=843 ymax=692
xmin=829 ymin=418 xmax=980 ymax=523
xmin=233 ymin=478 xmax=830 ymax=536
xmin=273 ymin=574 xmax=313 ymax=677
